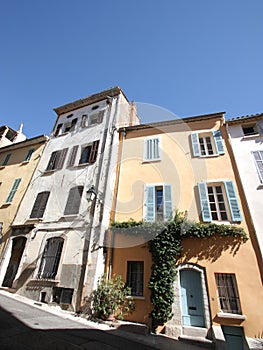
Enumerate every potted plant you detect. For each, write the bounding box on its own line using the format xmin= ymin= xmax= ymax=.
xmin=91 ymin=274 xmax=135 ymax=321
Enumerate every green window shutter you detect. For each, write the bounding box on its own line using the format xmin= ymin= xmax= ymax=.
xmin=213 ymin=130 xmax=225 ymax=155
xmin=191 ymin=133 xmax=201 ymax=157
xmin=2 ymin=153 xmax=11 ymax=166
xmin=163 ymin=185 xmax=173 ymax=221
xmin=197 ymin=182 xmax=212 ymax=222
xmin=24 ymin=148 xmax=35 ymax=162
xmin=224 ymin=181 xmax=242 ymax=222
xmin=5 ymin=178 xmax=22 ymax=203
xmin=145 ymin=186 xmax=155 ymax=222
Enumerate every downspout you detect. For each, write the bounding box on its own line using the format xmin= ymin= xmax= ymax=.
xmin=106 ymin=127 xmax=126 ymax=279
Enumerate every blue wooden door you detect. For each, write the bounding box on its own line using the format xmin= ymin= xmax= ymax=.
xmin=180 ymin=269 xmax=205 ymax=327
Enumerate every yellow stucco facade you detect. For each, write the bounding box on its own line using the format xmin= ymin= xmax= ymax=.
xmin=109 ymin=113 xmax=263 ymax=340
xmin=0 ymin=135 xmax=48 ymax=257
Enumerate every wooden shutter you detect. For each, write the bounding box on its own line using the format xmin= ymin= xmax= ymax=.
xmin=64 ymin=186 xmax=83 ymax=215
xmin=153 ymin=138 xmax=160 ymax=159
xmin=30 ymin=191 xmax=50 ymax=218
xmin=213 ymin=130 xmax=225 ymax=155
xmin=54 ymin=123 xmax=63 ymax=136
xmin=224 ymin=181 xmax=242 ymax=222
xmin=57 ymin=148 xmax=68 ymax=169
xmin=145 ymin=186 xmax=155 ymax=222
xmin=97 ymin=110 xmax=104 ymax=123
xmin=145 ymin=139 xmax=152 ymax=160
xmin=67 ymin=146 xmax=78 ymax=167
xmin=5 ymin=178 xmax=22 ymax=203
xmin=81 ymin=115 xmax=87 ymax=128
xmin=24 ymin=148 xmax=35 ymax=162
xmin=89 ymin=140 xmax=100 ymax=164
xmin=191 ymin=133 xmax=201 ymax=157
xmin=46 ymin=151 xmax=58 ymax=171
xmin=197 ymin=182 xmax=212 ymax=222
xmin=163 ymin=185 xmax=173 ymax=221
xmin=2 ymin=153 xmax=11 ymax=166
xmin=69 ymin=118 xmax=77 ymax=131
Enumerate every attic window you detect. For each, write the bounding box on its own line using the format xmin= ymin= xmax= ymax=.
xmin=66 ymin=114 xmax=74 ymax=119
xmin=242 ymin=124 xmax=258 ymax=136
xmin=92 ymin=105 xmax=99 ymax=110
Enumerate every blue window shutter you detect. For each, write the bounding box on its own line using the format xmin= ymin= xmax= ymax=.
xmin=197 ymin=182 xmax=212 ymax=222
xmin=163 ymin=185 xmax=173 ymax=221
xmin=213 ymin=130 xmax=225 ymax=155
xmin=145 ymin=139 xmax=152 ymax=160
xmin=224 ymin=181 xmax=242 ymax=222
xmin=191 ymin=133 xmax=201 ymax=157
xmin=145 ymin=186 xmax=155 ymax=222
xmin=6 ymin=178 xmax=22 ymax=203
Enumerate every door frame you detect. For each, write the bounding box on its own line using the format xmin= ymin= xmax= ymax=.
xmin=178 ymin=264 xmax=211 ymax=330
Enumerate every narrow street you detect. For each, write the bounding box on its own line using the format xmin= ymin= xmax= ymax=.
xmin=0 ymin=291 xmax=207 ymax=350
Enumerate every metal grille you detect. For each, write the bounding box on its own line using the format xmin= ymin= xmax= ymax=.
xmin=215 ymin=273 xmax=241 ymax=314
xmin=127 ymin=261 xmax=144 ymax=296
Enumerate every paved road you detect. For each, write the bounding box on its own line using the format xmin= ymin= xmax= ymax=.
xmin=0 ymin=293 xmax=157 ymax=350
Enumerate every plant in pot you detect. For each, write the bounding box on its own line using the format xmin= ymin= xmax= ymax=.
xmin=91 ymin=274 xmax=135 ymax=321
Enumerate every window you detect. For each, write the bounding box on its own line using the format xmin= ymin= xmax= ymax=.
xmin=144 ymin=137 xmax=160 ymax=161
xmin=79 ymin=140 xmax=99 ymax=165
xmin=5 ymin=178 xmax=22 ymax=203
xmin=215 ymin=273 xmax=241 ymax=314
xmin=64 ymin=186 xmax=83 ymax=215
xmin=81 ymin=111 xmax=104 ymax=128
xmin=24 ymin=148 xmax=35 ymax=162
xmin=2 ymin=153 xmax=11 ymax=166
xmin=242 ymin=124 xmax=258 ymax=136
xmin=54 ymin=118 xmax=78 ymax=136
xmin=191 ymin=130 xmax=224 ymax=157
xmin=198 ymin=181 xmax=242 ymax=222
xmin=30 ymin=191 xmax=50 ymax=218
xmin=127 ymin=261 xmax=144 ymax=296
xmin=46 ymin=148 xmax=68 ymax=171
xmin=144 ymin=185 xmax=172 ymax=222
xmin=252 ymin=150 xmax=263 ymax=183
xmin=37 ymin=237 xmax=64 ymax=279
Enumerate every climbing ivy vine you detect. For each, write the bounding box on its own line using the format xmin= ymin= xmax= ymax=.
xmin=111 ymin=212 xmax=248 ymax=330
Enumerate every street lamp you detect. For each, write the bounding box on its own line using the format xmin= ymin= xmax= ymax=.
xmin=86 ymin=185 xmax=97 ymax=203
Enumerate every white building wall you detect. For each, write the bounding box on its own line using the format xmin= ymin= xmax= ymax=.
xmin=227 ymin=121 xmax=263 ymax=261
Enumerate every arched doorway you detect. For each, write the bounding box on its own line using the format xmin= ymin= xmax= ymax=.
xmin=2 ymin=237 xmax=26 ymax=288
xmin=180 ymin=268 xmax=205 ymax=327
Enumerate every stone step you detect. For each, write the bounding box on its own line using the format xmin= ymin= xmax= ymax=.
xmin=179 ymin=335 xmax=215 ymax=349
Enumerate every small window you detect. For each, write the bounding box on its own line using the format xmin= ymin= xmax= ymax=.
xmin=191 ymin=130 xmax=224 ymax=157
xmin=215 ymin=273 xmax=241 ymax=314
xmin=5 ymin=178 xmax=22 ymax=203
xmin=79 ymin=140 xmax=99 ymax=165
xmin=46 ymin=148 xmax=68 ymax=171
xmin=81 ymin=111 xmax=104 ymax=128
xmin=2 ymin=153 xmax=11 ymax=166
xmin=37 ymin=237 xmax=64 ymax=279
xmin=54 ymin=124 xmax=63 ymax=137
xmin=242 ymin=124 xmax=258 ymax=136
xmin=127 ymin=261 xmax=144 ymax=296
xmin=145 ymin=184 xmax=173 ymax=222
xmin=252 ymin=150 xmax=263 ymax=183
xmin=144 ymin=137 xmax=160 ymax=161
xmin=64 ymin=186 xmax=83 ymax=215
xmin=198 ymin=181 xmax=242 ymax=222
xmin=24 ymin=148 xmax=35 ymax=162
xmin=30 ymin=191 xmax=50 ymax=218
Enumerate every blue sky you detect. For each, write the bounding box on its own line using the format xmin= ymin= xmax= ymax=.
xmin=0 ymin=0 xmax=262 ymax=138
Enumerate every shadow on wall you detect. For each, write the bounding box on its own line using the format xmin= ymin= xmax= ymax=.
xmin=180 ymin=235 xmax=243 ymax=263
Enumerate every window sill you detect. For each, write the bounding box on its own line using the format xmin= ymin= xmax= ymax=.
xmin=1 ymin=202 xmax=12 ymax=207
xmin=31 ymin=278 xmax=60 ymax=283
xmin=60 ymin=214 xmax=79 ymax=219
xmin=142 ymin=159 xmax=161 ymax=164
xmin=0 ymin=165 xmax=6 ymax=169
xmin=43 ymin=169 xmax=57 ymax=175
xmin=198 ymin=154 xmax=220 ymax=158
xmin=217 ymin=312 xmax=246 ymax=320
xmin=26 ymin=218 xmax=43 ymax=223
xmin=242 ymin=133 xmax=262 ymax=140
